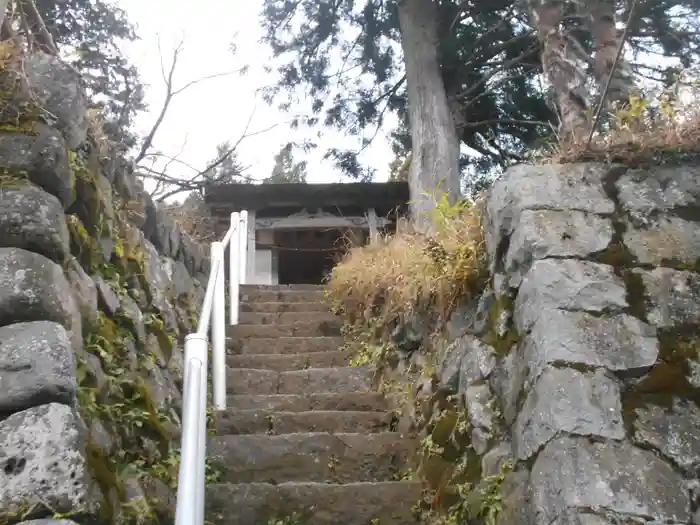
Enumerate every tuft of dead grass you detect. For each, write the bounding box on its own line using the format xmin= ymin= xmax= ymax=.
xmin=545 ymin=70 xmax=700 ymax=166
xmin=326 ymin=195 xmax=489 ymax=332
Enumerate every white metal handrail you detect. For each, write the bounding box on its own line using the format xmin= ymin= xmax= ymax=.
xmin=175 ymin=210 xmax=249 ymax=525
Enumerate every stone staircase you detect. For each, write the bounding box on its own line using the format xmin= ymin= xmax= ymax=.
xmin=205 ymin=284 xmax=422 ymax=525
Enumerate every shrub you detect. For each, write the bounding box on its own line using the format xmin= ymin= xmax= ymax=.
xmin=326 ymin=193 xmax=489 ymax=336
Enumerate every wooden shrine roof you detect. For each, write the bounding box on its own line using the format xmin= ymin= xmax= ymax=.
xmin=203 ymin=181 xmax=410 ymax=218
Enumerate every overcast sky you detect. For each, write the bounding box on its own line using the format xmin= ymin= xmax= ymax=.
xmin=117 ymin=0 xmax=395 ymax=187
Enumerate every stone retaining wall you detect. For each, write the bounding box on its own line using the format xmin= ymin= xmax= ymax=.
xmin=428 ymin=163 xmax=700 ymax=524
xmin=0 ymin=52 xmax=207 ymax=525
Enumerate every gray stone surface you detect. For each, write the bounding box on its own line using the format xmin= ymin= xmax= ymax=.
xmin=118 ymin=294 xmax=146 ymax=347
xmin=96 ymin=173 xmax=115 ymax=226
xmin=486 ymin=163 xmax=616 ymax=270
xmin=549 ymin=509 xmax=670 ymax=525
xmin=139 ymin=190 xmax=159 ymax=240
xmin=623 ymin=216 xmax=700 ymax=267
xmin=142 ymin=237 xmax=178 ymax=331
xmin=64 ymin=257 xmax=98 ymax=330
xmin=18 ymin=519 xmax=78 ymax=525
xmin=0 ymin=125 xmax=73 ymax=208
xmin=179 ymin=233 xmax=205 ymax=276
xmin=530 ymin=437 xmax=689 ymax=524
xmin=445 ymin=294 xmax=481 ymax=340
xmin=93 ymin=274 xmax=120 ymax=316
xmin=523 ymin=310 xmax=659 ymax=382
xmin=163 ymin=258 xmax=194 ymax=299
xmin=514 ymin=367 xmax=624 ymax=460
xmin=616 ymin=165 xmax=700 ymax=219
xmin=495 ymin=470 xmax=531 ymax=525
xmin=0 ymin=247 xmax=82 ymax=348
xmin=0 ymin=403 xmax=97 ymax=518
xmin=465 ymin=383 xmax=496 ymax=454
xmin=23 ymin=53 xmax=88 ymax=149
xmin=514 ymin=259 xmax=628 ymax=333
xmin=489 ymin=350 xmax=521 ymax=425
xmin=633 ymin=399 xmax=700 ymax=472
xmin=154 ymin=208 xmax=182 ymax=258
xmin=504 ymin=209 xmax=614 ymax=288
xmin=460 ymin=289 xmax=493 ymax=337
xmin=113 ymin=161 xmax=137 ymax=200
xmin=0 ymin=321 xmax=76 ymax=414
xmin=634 ymin=267 xmax=700 ymax=328
xmin=458 ymin=338 xmax=498 ymax=441
xmin=481 ymin=441 xmax=513 ymax=478
xmin=0 ymin=185 xmax=70 ymax=263
xmin=458 ymin=335 xmax=497 ymax=389
xmin=438 ymin=335 xmax=471 ymax=392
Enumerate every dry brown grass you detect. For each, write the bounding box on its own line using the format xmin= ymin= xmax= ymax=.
xmin=545 ymin=71 xmax=700 ymax=166
xmin=326 ymin=195 xmax=489 ymax=331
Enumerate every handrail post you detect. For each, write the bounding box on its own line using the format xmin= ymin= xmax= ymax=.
xmin=195 ymin=336 xmax=208 ymax=525
xmin=175 ymin=334 xmax=207 ymax=525
xmin=239 ymin=210 xmax=248 ymax=285
xmin=211 ymin=241 xmax=227 ymax=410
xmin=229 ymin=212 xmax=240 ymax=326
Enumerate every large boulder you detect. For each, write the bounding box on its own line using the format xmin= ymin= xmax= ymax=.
xmin=0 ymin=247 xmax=82 ymax=349
xmin=0 ymin=403 xmax=99 ymax=520
xmin=486 ymin=163 xmax=616 ymax=275
xmin=23 ymin=53 xmax=88 ymax=150
xmin=0 ymin=125 xmax=73 ymax=208
xmin=0 ymin=185 xmax=70 ymax=263
xmin=0 ymin=321 xmax=76 ymax=414
xmin=530 ymin=436 xmax=689 ymax=524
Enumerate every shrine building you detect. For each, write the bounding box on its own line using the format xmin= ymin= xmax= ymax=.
xmin=203 ymin=181 xmax=410 ymax=285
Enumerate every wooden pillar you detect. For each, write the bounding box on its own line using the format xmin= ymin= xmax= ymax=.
xmin=246 ymin=210 xmax=256 ymax=283
xmin=367 ymin=208 xmax=379 ymax=244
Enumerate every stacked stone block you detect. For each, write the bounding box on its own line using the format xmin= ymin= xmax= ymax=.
xmin=0 ymin=53 xmax=207 ymax=524
xmin=439 ymin=163 xmax=700 ymax=524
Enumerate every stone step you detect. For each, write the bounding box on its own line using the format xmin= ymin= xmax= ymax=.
xmin=227 ymin=350 xmax=351 ymax=372
xmin=225 ymin=367 xmax=373 ymax=395
xmin=206 ymin=481 xmax=423 ymax=525
xmin=228 ymin=336 xmax=345 ymax=355
xmin=278 ymin=367 xmax=373 ymax=394
xmin=240 ymin=287 xmax=326 ymax=304
xmin=226 ymin=392 xmax=388 ymax=412
xmin=241 ymin=284 xmax=326 ymax=292
xmin=213 ymin=409 xmax=393 ymax=435
xmin=240 ymin=301 xmax=330 ymax=314
xmin=208 ymin=432 xmax=413 ymax=484
xmin=239 ymin=311 xmax=338 ymax=325
xmin=228 ymin=320 xmax=342 ymax=339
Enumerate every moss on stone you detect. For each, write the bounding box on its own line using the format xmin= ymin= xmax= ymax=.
xmin=621 ymin=331 xmax=700 ymax=436
xmin=69 ymin=173 xmax=189 ymax=525
xmin=480 ymin=294 xmax=519 ymax=357
xmin=0 ymin=167 xmax=31 ymax=188
xmin=67 ymin=214 xmax=102 ymax=271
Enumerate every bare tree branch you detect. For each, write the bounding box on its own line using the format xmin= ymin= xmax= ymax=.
xmin=19 ymin=0 xmax=58 ymax=55
xmin=136 ymin=100 xmax=281 ymax=202
xmin=134 ymin=35 xmax=246 ymax=164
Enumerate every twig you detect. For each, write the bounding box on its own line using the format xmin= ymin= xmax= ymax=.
xmin=134 ymin=35 xmax=245 ymax=164
xmin=584 ymin=0 xmax=639 ymax=148
xmin=19 ymin=0 xmax=58 ymax=55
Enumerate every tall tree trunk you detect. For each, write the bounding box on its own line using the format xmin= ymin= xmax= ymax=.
xmin=587 ymin=0 xmax=635 ymax=105
xmin=0 ymin=0 xmax=11 ymax=30
xmin=397 ymin=0 xmax=461 ymax=231
xmin=531 ymin=0 xmax=590 ymax=142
